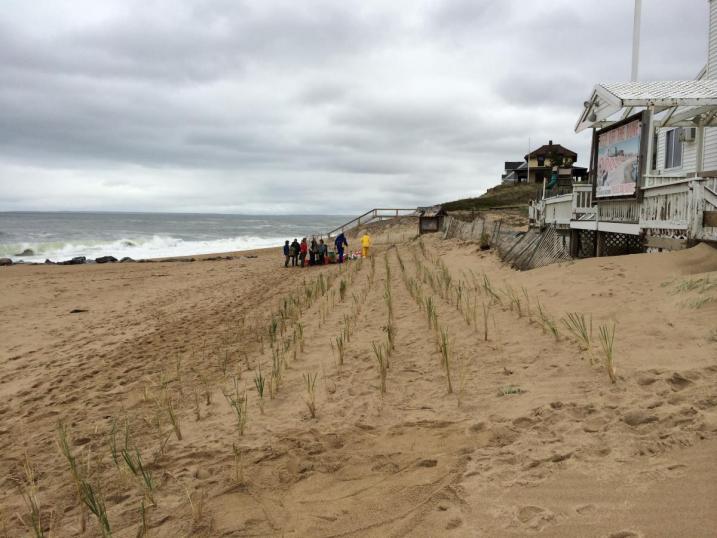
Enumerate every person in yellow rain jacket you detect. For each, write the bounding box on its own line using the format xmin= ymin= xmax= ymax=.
xmin=361 ymin=232 xmax=371 ymax=258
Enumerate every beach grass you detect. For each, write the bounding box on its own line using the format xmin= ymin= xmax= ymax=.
xmin=303 ymin=371 xmax=318 ymax=418
xmin=17 ymin=453 xmax=44 ymax=538
xmin=137 ymin=499 xmax=148 ymax=538
xmin=254 ymin=366 xmax=266 ymax=413
xmin=335 ymin=335 xmax=345 ymax=365
xmin=438 ymin=326 xmax=453 ymax=394
xmin=166 ymin=395 xmax=182 ymax=441
xmin=79 ymin=480 xmax=111 ymax=537
xmin=186 ymin=487 xmax=207 ymax=526
xmin=562 ymin=312 xmax=592 ymax=354
xmin=224 ymin=377 xmax=248 ymax=436
xmin=598 ymin=323 xmax=617 ymax=383
xmin=372 ymin=341 xmax=388 ymax=395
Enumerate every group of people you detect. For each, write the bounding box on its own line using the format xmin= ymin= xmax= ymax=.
xmin=283 ymin=232 xmax=371 ymax=267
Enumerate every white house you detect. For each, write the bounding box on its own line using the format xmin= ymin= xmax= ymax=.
xmin=627 ymin=0 xmax=717 ymax=180
xmin=530 ymin=0 xmax=717 ymax=256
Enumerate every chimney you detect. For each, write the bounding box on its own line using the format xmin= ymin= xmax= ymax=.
xmin=549 ymin=140 xmax=553 ymax=145
xmin=709 ymin=0 xmax=717 ymax=79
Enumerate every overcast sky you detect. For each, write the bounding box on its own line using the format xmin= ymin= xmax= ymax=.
xmin=0 ymin=0 xmax=710 ymax=214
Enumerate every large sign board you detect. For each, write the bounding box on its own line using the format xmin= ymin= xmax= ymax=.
xmin=595 ymin=115 xmax=642 ymax=198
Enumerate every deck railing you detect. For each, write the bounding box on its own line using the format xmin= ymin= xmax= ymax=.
xmin=325 ymin=208 xmax=416 ymax=237
xmin=543 ymin=193 xmax=572 ymax=226
xmin=528 ymin=201 xmax=539 ymax=224
xmin=572 ymin=183 xmax=595 ymax=217
xmin=643 ymin=174 xmax=689 ymax=188
xmin=531 ymin=182 xmax=596 ymax=227
xmin=529 ymin=175 xmax=717 ymax=246
xmin=639 ymin=178 xmax=717 ymax=242
xmin=696 ymin=180 xmax=717 ymax=241
xmin=597 ymin=199 xmax=640 ymax=224
xmin=705 ymin=177 xmax=717 ymax=195
xmin=640 ymin=180 xmax=692 ymax=230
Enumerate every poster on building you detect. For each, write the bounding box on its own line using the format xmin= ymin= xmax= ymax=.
xmin=596 ymin=116 xmax=642 ymax=198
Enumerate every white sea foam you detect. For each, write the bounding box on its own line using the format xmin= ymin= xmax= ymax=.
xmin=3 ymin=235 xmax=285 ymax=263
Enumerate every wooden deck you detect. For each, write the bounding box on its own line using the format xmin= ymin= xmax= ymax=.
xmin=530 ymin=176 xmax=717 ymax=254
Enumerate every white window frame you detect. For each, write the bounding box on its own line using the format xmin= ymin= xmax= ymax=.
xmin=664 ymin=128 xmax=683 ymax=170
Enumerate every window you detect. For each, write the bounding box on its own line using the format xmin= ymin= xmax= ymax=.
xmin=537 ymin=156 xmax=545 ymax=166
xmin=665 ymin=128 xmax=683 ymax=169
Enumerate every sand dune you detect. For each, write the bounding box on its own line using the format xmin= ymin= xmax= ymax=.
xmin=1 ymin=229 xmax=716 ymax=537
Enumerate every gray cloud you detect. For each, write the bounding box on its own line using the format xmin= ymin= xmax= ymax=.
xmin=0 ymin=0 xmax=711 ymax=213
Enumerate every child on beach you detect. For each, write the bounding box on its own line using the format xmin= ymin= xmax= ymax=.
xmin=318 ymin=239 xmax=328 ymax=264
xmin=361 ymin=232 xmax=371 ymax=258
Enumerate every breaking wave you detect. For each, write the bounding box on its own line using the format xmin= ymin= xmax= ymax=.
xmin=1 ymin=235 xmax=286 ymax=263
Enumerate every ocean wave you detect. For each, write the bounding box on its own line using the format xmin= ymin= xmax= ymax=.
xmin=0 ymin=235 xmax=285 ymax=263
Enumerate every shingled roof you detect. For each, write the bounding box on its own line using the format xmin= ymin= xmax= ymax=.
xmin=417 ymin=205 xmax=446 ymax=217
xmin=524 ymin=140 xmax=577 ymax=161
xmin=575 ymin=80 xmax=717 ymax=132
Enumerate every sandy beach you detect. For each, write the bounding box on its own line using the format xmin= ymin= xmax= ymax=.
xmin=1 ymin=223 xmax=717 ymax=537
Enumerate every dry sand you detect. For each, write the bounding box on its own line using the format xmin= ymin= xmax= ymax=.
xmin=1 ymin=225 xmax=716 ymax=537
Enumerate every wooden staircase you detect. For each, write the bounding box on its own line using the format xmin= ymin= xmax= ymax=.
xmin=325 ymin=208 xmax=416 ymax=237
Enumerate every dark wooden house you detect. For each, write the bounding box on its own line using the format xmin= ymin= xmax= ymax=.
xmin=417 ymin=205 xmax=446 ymax=234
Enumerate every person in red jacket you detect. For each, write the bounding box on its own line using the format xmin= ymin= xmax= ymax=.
xmin=299 ymin=238 xmax=308 ymax=267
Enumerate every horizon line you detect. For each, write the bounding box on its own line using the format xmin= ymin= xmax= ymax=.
xmin=0 ymin=209 xmax=358 ymax=217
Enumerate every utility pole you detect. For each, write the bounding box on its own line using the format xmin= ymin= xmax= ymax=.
xmin=527 ymin=137 xmax=531 ymax=187
xmin=631 ymin=0 xmax=642 ymax=81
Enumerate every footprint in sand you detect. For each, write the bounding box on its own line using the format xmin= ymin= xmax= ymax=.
xmin=622 ymin=410 xmax=659 ymax=427
xmin=666 ymin=372 xmax=693 ymax=391
xmin=512 ymin=416 xmax=535 ymax=429
xmin=517 ymin=505 xmax=545 ymax=523
xmin=445 ymin=517 xmax=462 ymax=530
xmin=575 ymin=503 xmax=596 ymax=515
xmin=582 ymin=416 xmax=608 ymax=433
xmin=515 ymin=505 xmax=557 ymax=531
xmin=635 ymin=373 xmax=659 ymax=386
xmin=607 ymin=531 xmax=642 ymax=538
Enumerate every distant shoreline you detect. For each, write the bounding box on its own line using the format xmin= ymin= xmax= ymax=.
xmin=0 ymin=210 xmax=353 ymax=217
xmin=2 ymin=244 xmax=283 ymax=267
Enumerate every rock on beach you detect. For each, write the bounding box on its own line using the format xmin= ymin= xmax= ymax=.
xmin=58 ymin=256 xmax=87 ymax=265
xmin=95 ymin=256 xmax=118 ymax=264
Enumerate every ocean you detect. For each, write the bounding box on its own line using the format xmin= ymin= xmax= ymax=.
xmin=0 ymin=212 xmax=351 ymax=263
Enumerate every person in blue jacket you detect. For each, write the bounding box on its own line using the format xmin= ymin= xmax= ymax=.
xmin=283 ymin=240 xmax=290 ymax=267
xmin=334 ymin=232 xmax=348 ymax=263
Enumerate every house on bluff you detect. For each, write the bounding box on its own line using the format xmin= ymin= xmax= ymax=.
xmin=502 ymin=141 xmax=587 ymax=192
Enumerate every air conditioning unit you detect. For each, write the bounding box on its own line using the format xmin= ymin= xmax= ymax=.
xmin=679 ymin=128 xmax=696 ymax=142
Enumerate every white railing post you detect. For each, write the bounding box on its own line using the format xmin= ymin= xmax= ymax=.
xmin=643 ymin=107 xmax=655 ymax=183
xmin=696 ymin=121 xmax=705 ymax=175
xmin=571 ymin=188 xmax=578 ymax=219
xmin=688 ymin=180 xmax=704 ymax=241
